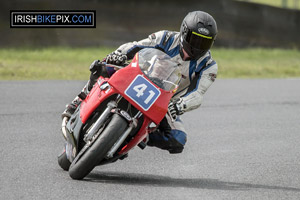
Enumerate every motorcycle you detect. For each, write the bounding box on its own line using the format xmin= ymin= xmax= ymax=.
xmin=58 ymin=48 xmax=181 ymax=180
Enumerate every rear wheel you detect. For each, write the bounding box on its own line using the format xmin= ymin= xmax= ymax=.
xmin=57 ymin=149 xmax=71 ymax=171
xmin=68 ymin=114 xmax=128 ymax=180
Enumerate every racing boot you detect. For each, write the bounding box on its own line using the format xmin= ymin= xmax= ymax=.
xmin=147 ymin=130 xmax=186 ymax=154
xmin=147 ymin=117 xmax=187 ymax=154
xmin=61 ymin=97 xmax=81 ymax=119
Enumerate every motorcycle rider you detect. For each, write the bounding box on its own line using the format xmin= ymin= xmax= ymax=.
xmin=62 ymin=11 xmax=218 ymax=154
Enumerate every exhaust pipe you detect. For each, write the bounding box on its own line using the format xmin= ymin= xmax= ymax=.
xmin=61 ymin=117 xmax=69 ymax=140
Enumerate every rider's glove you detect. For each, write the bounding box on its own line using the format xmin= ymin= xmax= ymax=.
xmin=168 ymin=98 xmax=186 ymax=120
xmin=106 ymin=50 xmax=127 ymax=66
xmin=89 ymin=60 xmax=102 ymax=73
xmin=88 ymin=60 xmax=104 ymax=91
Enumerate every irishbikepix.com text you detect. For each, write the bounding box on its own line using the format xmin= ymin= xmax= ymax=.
xmin=10 ymin=11 xmax=96 ymax=28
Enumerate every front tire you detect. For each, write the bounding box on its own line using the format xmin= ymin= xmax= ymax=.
xmin=68 ymin=114 xmax=128 ymax=180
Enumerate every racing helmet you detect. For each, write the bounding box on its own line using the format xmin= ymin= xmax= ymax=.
xmin=180 ymin=11 xmax=218 ymax=60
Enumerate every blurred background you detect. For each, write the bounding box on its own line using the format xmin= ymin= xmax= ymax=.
xmin=1 ymin=0 xmax=300 ymax=48
xmin=0 ymin=0 xmax=300 ymax=80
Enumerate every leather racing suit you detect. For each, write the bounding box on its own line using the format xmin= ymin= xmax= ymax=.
xmin=111 ymin=30 xmax=218 ymax=153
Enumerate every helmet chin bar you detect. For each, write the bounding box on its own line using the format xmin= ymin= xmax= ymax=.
xmin=180 ymin=39 xmax=207 ymax=61
xmin=179 ymin=38 xmax=193 ymax=60
xmin=179 ymin=46 xmax=191 ymax=61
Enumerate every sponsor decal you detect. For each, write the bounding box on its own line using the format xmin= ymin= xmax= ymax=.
xmin=150 ymin=33 xmax=156 ymax=40
xmin=209 ymin=73 xmax=217 ymax=82
xmin=131 ymin=62 xmax=137 ymax=67
xmin=198 ymin=27 xmax=210 ymax=35
xmin=120 ymin=110 xmax=132 ymax=121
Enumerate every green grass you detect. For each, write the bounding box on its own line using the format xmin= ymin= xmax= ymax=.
xmin=212 ymin=48 xmax=300 ymax=78
xmin=0 ymin=47 xmax=114 ymax=80
xmin=0 ymin=47 xmax=300 ymax=80
xmin=237 ymin=0 xmax=300 ymax=10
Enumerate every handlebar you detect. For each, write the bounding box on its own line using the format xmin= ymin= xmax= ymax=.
xmin=105 ymin=63 xmax=124 ymax=70
xmin=102 ymin=61 xmax=130 ymax=70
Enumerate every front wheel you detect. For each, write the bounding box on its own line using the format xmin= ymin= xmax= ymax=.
xmin=68 ymin=114 xmax=128 ymax=180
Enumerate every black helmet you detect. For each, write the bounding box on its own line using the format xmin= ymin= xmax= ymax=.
xmin=180 ymin=11 xmax=218 ymax=60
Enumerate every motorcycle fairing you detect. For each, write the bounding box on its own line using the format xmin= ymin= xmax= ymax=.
xmin=79 ymin=77 xmax=117 ymax=124
xmin=108 ymin=55 xmax=174 ymax=125
xmin=66 ymin=105 xmax=84 ymax=151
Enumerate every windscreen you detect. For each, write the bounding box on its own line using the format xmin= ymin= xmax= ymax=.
xmin=138 ymin=48 xmax=181 ymax=91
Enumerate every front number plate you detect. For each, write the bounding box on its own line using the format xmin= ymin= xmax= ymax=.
xmin=125 ymin=75 xmax=161 ymax=111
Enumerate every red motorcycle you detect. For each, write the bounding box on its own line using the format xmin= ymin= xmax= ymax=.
xmin=58 ymin=48 xmax=181 ymax=180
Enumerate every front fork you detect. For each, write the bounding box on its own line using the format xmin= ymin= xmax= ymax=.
xmin=106 ymin=111 xmax=142 ymax=158
xmin=81 ymin=94 xmax=143 ymax=159
xmin=84 ymin=101 xmax=117 ymax=142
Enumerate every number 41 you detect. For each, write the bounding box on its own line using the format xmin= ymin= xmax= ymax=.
xmin=133 ymin=83 xmax=155 ymax=104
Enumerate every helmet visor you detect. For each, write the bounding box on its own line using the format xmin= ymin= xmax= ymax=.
xmin=185 ymin=31 xmax=214 ymax=51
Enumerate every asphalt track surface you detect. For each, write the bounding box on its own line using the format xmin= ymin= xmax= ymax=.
xmin=1 ymin=79 xmax=300 ymax=200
